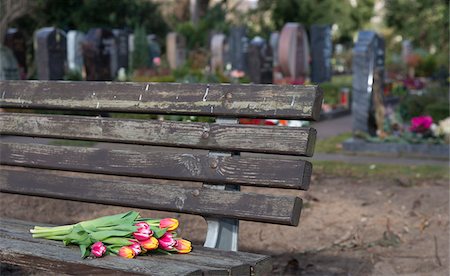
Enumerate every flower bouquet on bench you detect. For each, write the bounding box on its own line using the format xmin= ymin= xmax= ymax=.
xmin=30 ymin=211 xmax=192 ymax=259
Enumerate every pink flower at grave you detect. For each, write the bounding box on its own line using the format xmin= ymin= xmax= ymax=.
xmin=410 ymin=116 xmax=433 ymax=133
xmin=91 ymin=241 xmax=107 ymax=257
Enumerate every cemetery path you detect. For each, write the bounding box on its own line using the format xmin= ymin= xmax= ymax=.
xmin=312 ymin=114 xmax=353 ymax=140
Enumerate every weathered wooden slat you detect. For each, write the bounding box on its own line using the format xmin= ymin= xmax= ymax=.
xmin=0 ymin=113 xmax=316 ymax=156
xmin=0 ymin=142 xmax=312 ymax=190
xmin=0 ymin=166 xmax=303 ymax=225
xmin=0 ymin=81 xmax=323 ymax=120
xmin=0 ymin=218 xmax=271 ymax=275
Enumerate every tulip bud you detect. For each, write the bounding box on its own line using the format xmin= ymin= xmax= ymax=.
xmin=91 ymin=241 xmax=107 ymax=257
xmin=174 ymin=239 xmax=192 ymax=254
xmin=128 ymin=240 xmax=142 ymax=255
xmin=140 ymin=236 xmax=159 ymax=251
xmin=159 ymin=218 xmax=179 ymax=231
xmin=158 ymin=232 xmax=175 ymax=251
xmin=133 ymin=222 xmax=153 ymax=241
xmin=118 ymin=246 xmax=136 ymax=259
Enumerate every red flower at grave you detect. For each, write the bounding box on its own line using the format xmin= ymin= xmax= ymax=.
xmin=410 ymin=116 xmax=433 ymax=133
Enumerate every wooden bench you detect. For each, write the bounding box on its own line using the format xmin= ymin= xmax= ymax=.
xmin=0 ymin=80 xmax=322 ymax=275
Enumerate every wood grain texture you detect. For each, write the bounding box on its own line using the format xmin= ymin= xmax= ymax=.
xmin=0 ymin=80 xmax=323 ymax=120
xmin=0 ymin=113 xmax=316 ymax=156
xmin=0 ymin=142 xmax=312 ymax=190
xmin=0 ymin=166 xmax=302 ymax=225
xmin=0 ymin=218 xmax=271 ymax=275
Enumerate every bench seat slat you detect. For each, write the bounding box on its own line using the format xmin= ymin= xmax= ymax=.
xmin=0 ymin=142 xmax=312 ymax=190
xmin=0 ymin=166 xmax=303 ymax=225
xmin=0 ymin=81 xmax=323 ymax=120
xmin=0 ymin=218 xmax=271 ymax=275
xmin=0 ymin=113 xmax=317 ymax=156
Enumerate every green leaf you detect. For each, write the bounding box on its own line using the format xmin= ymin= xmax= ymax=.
xmin=79 ymin=244 xmax=90 ymax=259
xmin=151 ymin=227 xmax=167 ymax=239
xmin=102 ymin=237 xmax=133 ymax=246
xmin=89 ymin=230 xmax=134 ymax=241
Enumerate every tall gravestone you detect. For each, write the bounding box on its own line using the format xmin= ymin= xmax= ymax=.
xmin=210 ymin=33 xmax=228 ymax=73
xmin=310 ymin=25 xmax=332 ymax=83
xmin=0 ymin=45 xmax=20 ymax=80
xmin=4 ymin=28 xmax=27 ymax=79
xmin=67 ymin=30 xmax=85 ymax=73
xmin=352 ymin=31 xmax=385 ymax=136
xmin=166 ymin=32 xmax=186 ymax=70
xmin=228 ymin=27 xmax=249 ymax=73
xmin=82 ymin=28 xmax=118 ymax=80
xmin=35 ymin=27 xmax=67 ymax=80
xmin=113 ymin=29 xmax=129 ymax=71
xmin=269 ymin=32 xmax=280 ymax=67
xmin=278 ymin=23 xmax=310 ymax=80
xmin=247 ymin=37 xmax=273 ymax=84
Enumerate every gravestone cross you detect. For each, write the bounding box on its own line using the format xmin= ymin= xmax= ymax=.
xmin=35 ymin=27 xmax=67 ymax=80
xmin=310 ymin=25 xmax=332 ymax=83
xmin=352 ymin=30 xmax=385 ymax=136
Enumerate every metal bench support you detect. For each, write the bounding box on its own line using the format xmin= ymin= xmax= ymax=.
xmin=203 ymin=117 xmax=239 ymax=251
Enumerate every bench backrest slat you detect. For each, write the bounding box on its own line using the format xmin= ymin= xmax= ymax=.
xmin=0 ymin=166 xmax=302 ymax=226
xmin=0 ymin=113 xmax=316 ymax=156
xmin=0 ymin=81 xmax=323 ymax=120
xmin=1 ymin=142 xmax=312 ymax=190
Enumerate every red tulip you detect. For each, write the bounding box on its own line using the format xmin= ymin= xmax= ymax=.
xmin=174 ymin=239 xmax=192 ymax=254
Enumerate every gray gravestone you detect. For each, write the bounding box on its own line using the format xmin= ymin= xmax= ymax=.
xmin=82 ymin=28 xmax=118 ymax=80
xmin=166 ymin=32 xmax=186 ymax=70
xmin=229 ymin=26 xmax=249 ymax=73
xmin=269 ymin=32 xmax=280 ymax=67
xmin=67 ymin=30 xmax=85 ymax=73
xmin=310 ymin=25 xmax=332 ymax=83
xmin=210 ymin=33 xmax=228 ymax=72
xmin=4 ymin=28 xmax=27 ymax=79
xmin=128 ymin=33 xmax=134 ymax=69
xmin=147 ymin=34 xmax=161 ymax=68
xmin=35 ymin=27 xmax=67 ymax=80
xmin=352 ymin=30 xmax=385 ymax=136
xmin=0 ymin=44 xmax=20 ymax=80
xmin=278 ymin=23 xmax=310 ymax=79
xmin=113 ymin=29 xmax=129 ymax=71
xmin=248 ymin=37 xmax=273 ymax=84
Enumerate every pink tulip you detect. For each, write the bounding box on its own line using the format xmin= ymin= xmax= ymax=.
xmin=128 ymin=240 xmax=142 ymax=255
xmin=133 ymin=222 xmax=153 ymax=241
xmin=91 ymin=241 xmax=106 ymax=257
xmin=158 ymin=232 xmax=175 ymax=250
xmin=174 ymin=239 xmax=192 ymax=254
xmin=159 ymin=218 xmax=179 ymax=231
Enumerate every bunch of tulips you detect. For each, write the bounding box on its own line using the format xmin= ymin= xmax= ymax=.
xmin=30 ymin=211 xmax=192 ymax=259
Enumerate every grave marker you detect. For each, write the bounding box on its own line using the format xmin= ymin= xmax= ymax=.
xmin=278 ymin=23 xmax=310 ymax=80
xmin=352 ymin=31 xmax=385 ymax=136
xmin=4 ymin=28 xmax=27 ymax=79
xmin=35 ymin=27 xmax=67 ymax=80
xmin=113 ymin=29 xmax=129 ymax=71
xmin=147 ymin=34 xmax=161 ymax=68
xmin=229 ymin=26 xmax=249 ymax=73
xmin=310 ymin=25 xmax=332 ymax=83
xmin=210 ymin=33 xmax=227 ymax=73
xmin=166 ymin=32 xmax=186 ymax=70
xmin=67 ymin=30 xmax=85 ymax=73
xmin=248 ymin=37 xmax=273 ymax=84
xmin=82 ymin=28 xmax=118 ymax=80
xmin=269 ymin=32 xmax=280 ymax=67
xmin=0 ymin=45 xmax=20 ymax=80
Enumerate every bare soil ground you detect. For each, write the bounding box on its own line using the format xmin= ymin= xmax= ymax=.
xmin=1 ymin=172 xmax=448 ymax=275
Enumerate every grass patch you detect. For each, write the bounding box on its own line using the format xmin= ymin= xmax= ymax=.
xmin=315 ymin=132 xmax=352 ymax=153
xmin=312 ymin=160 xmax=449 ymax=180
xmin=49 ymin=139 xmax=97 ymax=147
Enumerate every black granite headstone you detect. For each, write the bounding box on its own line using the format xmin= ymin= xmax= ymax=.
xmin=352 ymin=30 xmax=385 ymax=136
xmin=113 ymin=29 xmax=129 ymax=70
xmin=147 ymin=35 xmax=161 ymax=68
xmin=4 ymin=28 xmax=27 ymax=79
xmin=35 ymin=27 xmax=67 ymax=80
xmin=248 ymin=37 xmax=273 ymax=84
xmin=83 ymin=28 xmax=118 ymax=80
xmin=229 ymin=27 xmax=249 ymax=73
xmin=310 ymin=25 xmax=332 ymax=83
